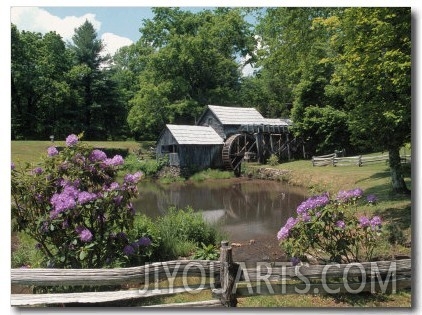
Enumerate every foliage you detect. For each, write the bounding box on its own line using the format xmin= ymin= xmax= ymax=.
xmin=267 ymin=154 xmax=279 ymax=166
xmin=11 ymin=134 xmax=146 ymax=268
xmin=11 ymin=233 xmax=44 ymax=268
xmin=127 ymin=8 xmax=256 ymax=138
xmin=292 ymin=105 xmax=351 ymax=155
xmin=192 ymin=242 xmax=220 ymax=260
xmin=153 ymin=206 xmax=223 ymax=260
xmin=320 ymin=8 xmax=411 ymax=193
xmin=123 ymin=153 xmax=168 ymax=176
xmin=11 ymin=21 xmax=128 ymax=141
xmin=189 ymin=168 xmax=234 ymax=182
xmin=277 ymin=188 xmax=384 ymax=264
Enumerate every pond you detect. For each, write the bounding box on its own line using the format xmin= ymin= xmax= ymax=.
xmin=133 ymin=178 xmax=308 ymax=255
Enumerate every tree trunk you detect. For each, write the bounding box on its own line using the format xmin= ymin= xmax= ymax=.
xmin=388 ymin=147 xmax=410 ymax=194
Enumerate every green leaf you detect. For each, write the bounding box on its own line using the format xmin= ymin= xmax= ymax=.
xmin=79 ymin=250 xmax=87 ymax=261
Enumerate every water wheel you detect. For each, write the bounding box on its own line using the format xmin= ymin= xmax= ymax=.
xmin=222 ymin=134 xmax=256 ymax=175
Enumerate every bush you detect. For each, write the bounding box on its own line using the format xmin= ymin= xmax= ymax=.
xmin=154 ymin=206 xmax=223 ymax=260
xmin=123 ymin=154 xmax=168 ymax=177
xmin=267 ymin=154 xmax=279 ymax=166
xmin=11 ymin=133 xmax=146 ymax=268
xmin=277 ymin=188 xmax=383 ymax=264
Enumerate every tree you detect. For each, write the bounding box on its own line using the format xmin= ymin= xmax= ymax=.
xmin=293 ymin=105 xmax=351 ymax=155
xmin=127 ymin=8 xmax=256 ymax=139
xmin=11 ymin=24 xmax=73 ymax=139
xmin=324 ymin=8 xmax=411 ymax=193
xmin=68 ymin=20 xmax=127 ymax=140
xmin=255 ymin=8 xmax=339 ymax=120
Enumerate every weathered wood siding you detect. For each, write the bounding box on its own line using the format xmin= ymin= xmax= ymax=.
xmin=156 ymin=128 xmax=177 ymax=157
xmin=197 ymin=110 xmax=226 ymax=139
xmin=178 ymin=145 xmax=223 ymax=170
xmin=157 ymin=127 xmax=223 ymax=170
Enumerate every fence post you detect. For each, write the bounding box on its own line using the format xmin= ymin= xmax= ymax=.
xmin=358 ymin=155 xmax=362 ymax=167
xmin=219 ymin=241 xmax=237 ymax=307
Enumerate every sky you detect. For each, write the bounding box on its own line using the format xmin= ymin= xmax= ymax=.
xmin=11 ymin=7 xmax=165 ymax=56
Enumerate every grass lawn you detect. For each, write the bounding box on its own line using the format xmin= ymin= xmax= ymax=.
xmin=11 ymin=140 xmax=148 ymax=165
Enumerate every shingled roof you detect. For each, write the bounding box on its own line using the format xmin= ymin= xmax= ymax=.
xmin=206 ymin=105 xmax=266 ymax=125
xmin=166 ymin=124 xmax=224 ymax=145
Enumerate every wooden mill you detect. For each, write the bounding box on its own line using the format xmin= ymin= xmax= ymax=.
xmin=156 ymin=105 xmax=300 ymax=175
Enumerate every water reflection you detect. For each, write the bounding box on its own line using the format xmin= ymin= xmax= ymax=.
xmin=133 ymin=179 xmax=307 ymax=241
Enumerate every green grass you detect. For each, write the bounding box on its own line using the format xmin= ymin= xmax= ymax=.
xmin=11 ymin=140 xmax=144 ymax=166
xmin=189 ymin=168 xmax=234 ymax=182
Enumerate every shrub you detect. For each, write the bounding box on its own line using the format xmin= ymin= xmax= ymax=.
xmin=11 ymin=133 xmax=147 ymax=268
xmin=154 ymin=206 xmax=223 ymax=260
xmin=267 ymin=154 xmax=279 ymax=166
xmin=277 ymin=188 xmax=383 ymax=264
xmin=123 ymin=154 xmax=168 ymax=177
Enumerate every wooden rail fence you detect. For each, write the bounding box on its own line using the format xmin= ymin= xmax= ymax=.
xmin=312 ymin=153 xmax=411 ymax=167
xmin=11 ymin=241 xmax=411 ymax=307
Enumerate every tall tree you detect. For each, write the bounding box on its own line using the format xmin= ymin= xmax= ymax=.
xmin=255 ymin=8 xmax=338 ymax=119
xmin=69 ymin=20 xmax=127 ymax=140
xmin=11 ymin=24 xmax=73 ymax=139
xmin=325 ymin=8 xmax=411 ymax=193
xmin=127 ymin=8 xmax=256 ymax=139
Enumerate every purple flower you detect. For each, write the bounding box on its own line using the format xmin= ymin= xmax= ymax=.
xmin=291 ymin=257 xmax=301 ymax=266
xmin=336 ymin=188 xmax=364 ymax=203
xmin=336 ymin=220 xmax=346 ymax=229
xmin=89 ymin=149 xmax=107 ymax=162
xmin=32 ymin=167 xmax=43 ymax=175
xmin=301 ymin=213 xmax=311 ymax=222
xmin=296 ymin=193 xmax=330 ymax=215
xmin=50 ymin=185 xmax=78 ymax=218
xmin=117 ymin=232 xmax=128 ymax=240
xmin=104 ymin=155 xmax=124 ymax=167
xmin=367 ymin=194 xmax=378 ymax=204
xmin=77 ymin=227 xmax=93 ymax=242
xmin=62 ymin=220 xmax=69 ymax=229
xmin=11 ymin=162 xmax=15 ymax=170
xmin=47 ymin=146 xmax=59 ymax=157
xmin=136 ymin=237 xmax=152 ymax=247
xmin=65 ymin=134 xmax=79 ymax=147
xmin=123 ymin=245 xmax=135 ymax=256
xmin=124 ymin=171 xmax=143 ymax=184
xmin=114 ymin=195 xmax=123 ymax=205
xmin=35 ymin=243 xmax=42 ymax=250
xmin=78 ymin=191 xmax=97 ymax=204
xmin=127 ymin=202 xmax=135 ymax=215
xmin=358 ymin=216 xmax=370 ymax=227
xmin=370 ymin=216 xmax=382 ymax=229
xmin=109 ymin=182 xmax=120 ymax=190
xmin=277 ymin=227 xmax=290 ymax=240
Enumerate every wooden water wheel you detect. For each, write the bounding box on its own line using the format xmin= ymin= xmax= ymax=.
xmin=222 ymin=134 xmax=256 ymax=175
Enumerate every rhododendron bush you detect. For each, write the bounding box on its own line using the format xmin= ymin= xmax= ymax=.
xmin=11 ymin=134 xmax=147 ymax=268
xmin=277 ymin=188 xmax=383 ymax=264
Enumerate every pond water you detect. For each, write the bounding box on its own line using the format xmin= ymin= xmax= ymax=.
xmin=133 ymin=178 xmax=308 ymax=243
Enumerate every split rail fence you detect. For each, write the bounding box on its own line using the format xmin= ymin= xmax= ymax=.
xmin=11 ymin=241 xmax=411 ymax=307
xmin=312 ymin=152 xmax=411 ymax=167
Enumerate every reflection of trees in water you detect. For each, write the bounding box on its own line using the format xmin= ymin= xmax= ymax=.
xmin=134 ymin=180 xmax=307 ymax=228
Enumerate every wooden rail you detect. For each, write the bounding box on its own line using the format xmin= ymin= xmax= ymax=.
xmin=11 ymin=241 xmax=411 ymax=307
xmin=312 ymin=153 xmax=411 ymax=167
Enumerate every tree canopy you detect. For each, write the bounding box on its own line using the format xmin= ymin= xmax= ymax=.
xmin=11 ymin=7 xmax=412 ymax=192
